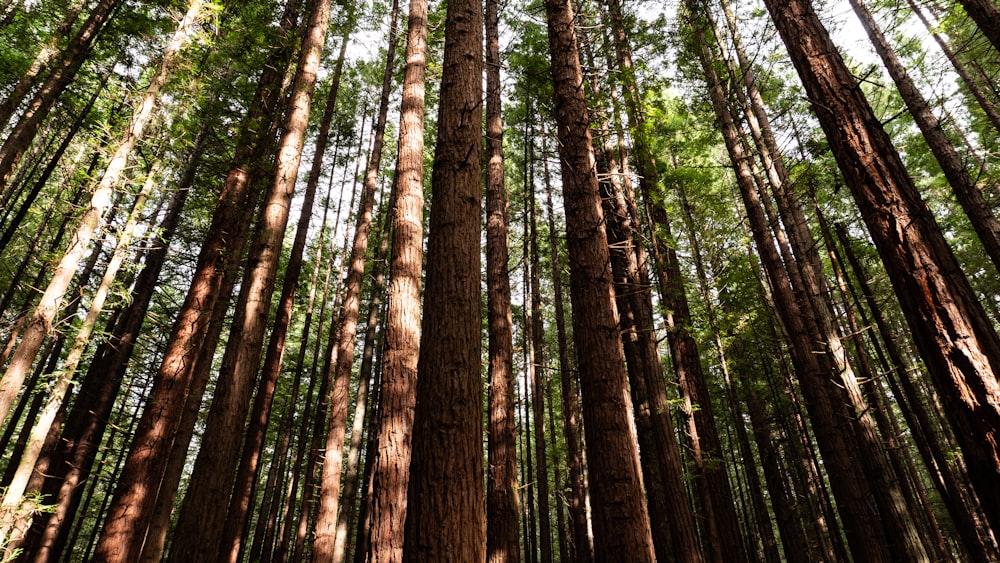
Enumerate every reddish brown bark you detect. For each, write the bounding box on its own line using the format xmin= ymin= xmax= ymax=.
xmin=763 ymin=0 xmax=1000 ymax=535
xmin=366 ymin=0 xmax=428 ymax=556
xmin=485 ymin=0 xmax=521 ymax=555
xmin=401 ymin=0 xmax=484 ymax=556
xmin=543 ymin=0 xmax=654 ymax=558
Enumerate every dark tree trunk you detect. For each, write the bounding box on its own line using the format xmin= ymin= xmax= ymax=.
xmin=542 ymin=0 xmax=655 ymax=557
xmin=763 ymin=0 xmax=1000 ymax=535
xmin=401 ymin=0 xmax=484 ymax=556
xmin=485 ymin=0 xmax=521 ymax=555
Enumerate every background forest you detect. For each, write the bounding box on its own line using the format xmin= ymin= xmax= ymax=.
xmin=0 ymin=0 xmax=999 ymax=561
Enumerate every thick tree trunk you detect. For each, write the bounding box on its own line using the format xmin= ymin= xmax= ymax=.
xmin=485 ymin=0 xmax=521 ymax=556
xmin=542 ymin=0 xmax=655 ymax=558
xmin=365 ymin=0 xmax=428 ymax=556
xmin=401 ymin=0 xmax=484 ymax=556
xmin=849 ymin=0 xmax=1000 ymax=272
xmin=763 ymin=0 xmax=1000 ymax=535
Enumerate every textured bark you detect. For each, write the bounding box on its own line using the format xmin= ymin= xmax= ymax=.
xmin=485 ymin=0 xmax=521 ymax=556
xmin=366 ymin=0 xmax=427 ymax=556
xmin=401 ymin=0 xmax=484 ymax=556
xmin=92 ymin=0 xmax=300 ymax=557
xmin=543 ymin=0 xmax=655 ymax=558
xmin=763 ymin=0 xmax=1000 ymax=535
xmin=849 ymin=0 xmax=1000 ymax=272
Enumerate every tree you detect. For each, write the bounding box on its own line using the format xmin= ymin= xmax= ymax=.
xmin=763 ymin=0 xmax=1000 ymax=536
xmin=401 ymin=0 xmax=485 ymax=555
xmin=542 ymin=0 xmax=655 ymax=558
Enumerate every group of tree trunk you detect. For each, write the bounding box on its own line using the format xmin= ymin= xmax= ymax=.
xmin=0 ymin=0 xmax=998 ymax=561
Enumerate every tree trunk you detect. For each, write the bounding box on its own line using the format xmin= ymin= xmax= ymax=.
xmin=401 ymin=0 xmax=484 ymax=556
xmin=365 ymin=0 xmax=428 ymax=555
xmin=687 ymin=5 xmax=893 ymax=558
xmin=527 ymin=184 xmax=553 ymax=563
xmin=0 ymin=165 xmax=159 ymax=544
xmin=542 ymin=0 xmax=655 ymax=558
xmin=485 ymin=0 xmax=521 ymax=555
xmin=763 ymin=0 xmax=1000 ymax=535
xmin=849 ymin=0 xmax=1000 ymax=272
xmin=0 ymin=0 xmax=118 ymax=190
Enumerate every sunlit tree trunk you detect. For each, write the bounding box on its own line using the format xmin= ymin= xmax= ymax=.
xmin=366 ymin=0 xmax=428 ymax=555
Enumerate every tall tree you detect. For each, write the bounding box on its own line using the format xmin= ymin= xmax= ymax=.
xmin=401 ymin=0 xmax=485 ymax=555
xmin=542 ymin=0 xmax=655 ymax=558
xmin=485 ymin=0 xmax=521 ymax=556
xmin=762 ymin=0 xmax=1000 ymax=536
xmin=366 ymin=0 xmax=429 ymax=555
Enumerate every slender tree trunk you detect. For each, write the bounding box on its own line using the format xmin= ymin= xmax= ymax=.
xmin=0 ymin=83 xmax=99 ymax=255
xmin=166 ymin=0 xmax=334 ymax=558
xmin=485 ymin=0 xmax=521 ymax=555
xmin=526 ymin=187 xmax=553 ymax=563
xmin=905 ymin=0 xmax=1000 ymax=134
xmin=0 ymin=0 xmax=118 ymax=190
xmin=218 ymin=28 xmax=351 ymax=563
xmin=542 ymin=0 xmax=654 ymax=558
xmin=401 ymin=0 xmax=484 ymax=556
xmin=763 ymin=0 xmax=1000 ymax=535
xmin=0 ymin=0 xmax=202 ymax=427
xmin=687 ymin=5 xmax=892 ymax=558
xmin=366 ymin=0 xmax=428 ymax=555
